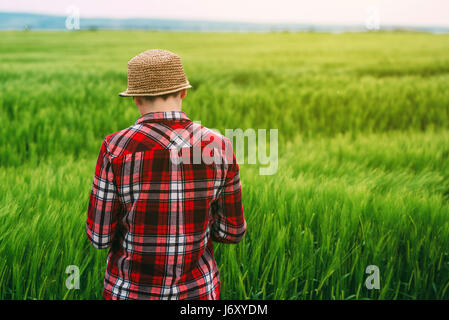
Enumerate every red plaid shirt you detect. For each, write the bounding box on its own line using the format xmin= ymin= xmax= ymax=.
xmin=86 ymin=111 xmax=246 ymax=300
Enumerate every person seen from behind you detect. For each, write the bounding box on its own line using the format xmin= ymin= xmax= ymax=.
xmin=86 ymin=49 xmax=246 ymax=300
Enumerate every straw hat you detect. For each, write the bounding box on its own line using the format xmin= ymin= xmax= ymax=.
xmin=119 ymin=49 xmax=192 ymax=97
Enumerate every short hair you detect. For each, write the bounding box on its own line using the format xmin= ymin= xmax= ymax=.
xmin=141 ymin=90 xmax=181 ymax=102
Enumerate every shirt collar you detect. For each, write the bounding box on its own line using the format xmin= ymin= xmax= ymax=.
xmin=135 ymin=111 xmax=190 ymax=124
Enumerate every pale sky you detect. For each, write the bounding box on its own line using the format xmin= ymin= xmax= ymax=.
xmin=1 ymin=0 xmax=449 ymax=27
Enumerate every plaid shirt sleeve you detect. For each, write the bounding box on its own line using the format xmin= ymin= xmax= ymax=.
xmin=211 ymin=149 xmax=247 ymax=244
xmin=86 ymin=139 xmax=122 ymax=249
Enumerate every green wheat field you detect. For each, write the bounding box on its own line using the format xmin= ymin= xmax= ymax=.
xmin=1 ymin=31 xmax=449 ymax=300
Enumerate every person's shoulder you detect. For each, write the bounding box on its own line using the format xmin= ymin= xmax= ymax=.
xmin=102 ymin=123 xmax=151 ymax=158
xmin=104 ymin=125 xmax=134 ymax=142
xmin=193 ymin=123 xmax=231 ymax=148
xmin=193 ymin=123 xmax=234 ymax=164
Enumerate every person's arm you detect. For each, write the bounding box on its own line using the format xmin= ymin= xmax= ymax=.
xmin=86 ymin=139 xmax=122 ymax=249
xmin=211 ymin=148 xmax=247 ymax=244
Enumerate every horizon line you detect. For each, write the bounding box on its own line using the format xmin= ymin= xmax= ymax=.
xmin=2 ymin=10 xmax=449 ymax=30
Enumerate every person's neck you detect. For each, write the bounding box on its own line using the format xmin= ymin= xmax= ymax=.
xmin=138 ymin=99 xmax=182 ymax=116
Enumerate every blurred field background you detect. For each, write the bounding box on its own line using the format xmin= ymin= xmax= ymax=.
xmin=0 ymin=30 xmax=449 ymax=299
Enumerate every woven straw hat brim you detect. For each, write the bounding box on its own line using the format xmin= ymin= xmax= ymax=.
xmin=119 ymin=83 xmax=192 ymax=97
